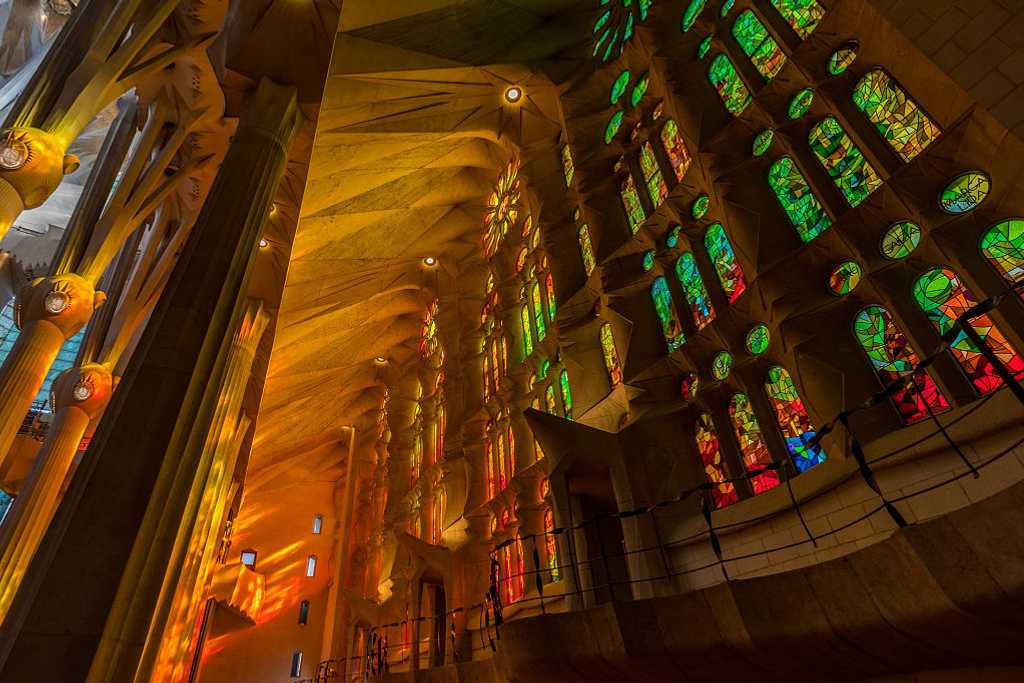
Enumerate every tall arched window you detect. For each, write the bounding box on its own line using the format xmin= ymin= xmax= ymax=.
xmin=732 ymin=9 xmax=786 ymax=80
xmin=770 ymin=0 xmax=825 ymax=39
xmin=659 ymin=119 xmax=692 ymax=182
xmin=764 ymin=367 xmax=826 ymax=472
xmin=695 ymin=413 xmax=738 ymax=508
xmin=431 ymin=489 xmax=446 ymax=545
xmin=600 ymin=322 xmax=623 ymax=387
xmin=675 ymin=252 xmax=716 ymax=330
xmin=531 ymin=282 xmax=546 ymax=341
xmin=616 ymin=157 xmax=646 ymax=233
xmin=639 ymin=141 xmax=667 ymax=208
xmin=559 ymin=368 xmax=573 ymax=420
xmin=768 ymin=156 xmax=832 ymax=243
xmin=545 ymin=272 xmax=557 ymax=321
xmin=854 ymin=305 xmax=950 ymax=424
xmin=651 ymin=277 xmax=686 ymax=352
xmin=500 ymin=534 xmax=525 ymax=604
xmin=808 ymin=116 xmax=882 ymax=207
xmin=852 ymin=68 xmax=940 ymax=162
xmin=729 ymin=393 xmax=780 ymax=493
xmin=561 ymin=144 xmax=574 ymax=187
xmin=520 ymin=305 xmax=533 ymax=357
xmin=980 ymin=219 xmax=1024 ymax=290
xmin=704 ymin=224 xmax=746 ymax=303
xmin=544 ymin=508 xmax=560 ymax=582
xmin=913 ymin=267 xmax=1024 ymax=395
xmin=708 ymin=53 xmax=752 ymax=115
xmin=578 ymin=222 xmax=596 ymax=276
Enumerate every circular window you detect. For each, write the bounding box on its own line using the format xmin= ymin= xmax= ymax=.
xmin=691 ymin=194 xmax=710 ymax=219
xmin=642 ymin=250 xmax=655 ymax=271
xmin=604 ymin=111 xmax=625 ymax=144
xmin=788 ymin=88 xmax=814 ymax=120
xmin=610 ymin=70 xmax=631 ymax=105
xmin=745 ymin=324 xmax=770 ymax=355
xmin=828 ymin=41 xmax=859 ymax=76
xmin=752 ymin=129 xmax=774 ymax=157
xmin=711 ymin=351 xmax=732 ymax=381
xmin=666 ymin=224 xmax=682 ymax=249
xmin=829 ymin=260 xmax=862 ymax=296
xmin=880 ymin=221 xmax=921 ymax=260
xmin=940 ymin=171 xmax=990 ymax=214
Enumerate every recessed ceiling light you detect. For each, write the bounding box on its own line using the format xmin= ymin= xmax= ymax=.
xmin=504 ymin=85 xmax=523 ymax=104
xmin=374 ymin=356 xmax=387 ymax=364
xmin=258 ymin=237 xmax=269 ymax=248
xmin=423 ymin=256 xmax=437 ymax=266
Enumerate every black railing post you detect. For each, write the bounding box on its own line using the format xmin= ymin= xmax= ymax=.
xmin=531 ymin=534 xmax=546 ymax=614
xmin=701 ymin=492 xmax=729 ymax=581
xmin=839 ymin=412 xmax=907 ymax=527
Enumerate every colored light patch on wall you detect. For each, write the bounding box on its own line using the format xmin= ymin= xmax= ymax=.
xmin=808 ymin=116 xmax=883 ymax=207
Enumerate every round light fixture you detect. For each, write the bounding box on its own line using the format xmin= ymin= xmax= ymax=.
xmin=0 ymin=139 xmax=28 ymax=171
xmin=423 ymin=256 xmax=437 ymax=267
xmin=258 ymin=237 xmax=269 ymax=249
xmin=72 ymin=381 xmax=92 ymax=402
xmin=503 ymin=85 xmax=523 ymax=104
xmin=43 ymin=290 xmax=69 ymax=314
xmin=374 ymin=356 xmax=387 ymax=365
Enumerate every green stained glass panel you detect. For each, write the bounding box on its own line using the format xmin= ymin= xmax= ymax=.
xmin=704 ymin=223 xmax=747 ymax=302
xmin=561 ymin=144 xmax=574 ymax=187
xmin=521 ymin=305 xmax=534 ymax=357
xmin=698 ymin=34 xmax=713 ymax=59
xmin=651 ymin=276 xmax=686 ymax=352
xmin=828 ymin=41 xmax=858 ymax=75
xmin=618 ymin=161 xmax=647 ymax=233
xmin=853 ymin=69 xmax=940 ymax=162
xmin=729 ymin=393 xmax=780 ymax=493
xmin=720 ymin=0 xmax=734 ymax=17
xmin=746 ymin=324 xmax=770 ymax=355
xmin=640 ymin=141 xmax=668 ymax=207
xmin=560 ymin=368 xmax=573 ymax=420
xmin=732 ymin=9 xmax=787 ymax=80
xmin=532 ymin=282 xmax=546 ymax=341
xmin=675 ymin=252 xmax=716 ymax=330
xmin=682 ymin=0 xmax=706 ymax=32
xmin=604 ymin=111 xmax=624 ymax=144
xmin=940 ymin=171 xmax=990 ymax=214
xmin=712 ymin=351 xmax=733 ymax=380
xmin=980 ymin=219 xmax=1024 ymax=288
xmin=630 ymin=73 xmax=649 ymax=107
xmin=829 ymin=260 xmax=861 ymax=295
xmin=880 ymin=221 xmax=920 ymax=260
xmin=752 ymin=129 xmax=774 ymax=156
xmin=642 ymin=250 xmax=655 ymax=270
xmin=788 ymin=88 xmax=814 ymax=119
xmin=770 ymin=0 xmax=825 ymax=39
xmin=666 ymin=224 xmax=682 ymax=249
xmin=579 ymin=223 xmax=596 ymax=276
xmin=611 ymin=70 xmax=631 ymax=104
xmin=708 ymin=54 xmax=752 ymax=115
xmin=808 ymin=116 xmax=883 ymax=207
xmin=691 ymin=194 xmax=710 ymax=219
xmin=768 ymin=156 xmax=832 ymax=242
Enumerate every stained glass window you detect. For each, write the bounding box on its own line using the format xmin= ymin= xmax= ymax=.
xmin=764 ymin=367 xmax=826 ymax=472
xmin=600 ymin=322 xmax=623 ymax=387
xmin=617 ymin=158 xmax=647 ymax=233
xmin=659 ymin=119 xmax=692 ymax=182
xmin=732 ymin=10 xmax=787 ymax=80
xmin=559 ymin=368 xmax=573 ymax=420
xmin=729 ymin=393 xmax=780 ymax=493
xmin=642 ymin=250 xmax=655 ymax=271
xmin=808 ymin=116 xmax=883 ymax=207
xmin=605 ymin=111 xmax=625 ymax=144
xmin=698 ymin=34 xmax=713 ymax=59
xmin=881 ymin=221 xmax=921 ymax=259
xmin=681 ymin=372 xmax=700 ymax=401
xmin=708 ymin=54 xmax=752 ymax=115
xmin=500 ymin=536 xmax=524 ymax=603
xmin=579 ymin=223 xmax=597 ymax=275
xmin=631 ymin=73 xmax=649 ymax=107
xmin=829 ymin=260 xmax=862 ymax=296
xmin=770 ymin=0 xmax=825 ymax=39
xmin=854 ymin=305 xmax=949 ymax=424
xmin=752 ymin=129 xmax=773 ymax=157
xmin=545 ymin=272 xmax=556 ymax=321
xmin=521 ymin=305 xmax=533 ymax=357
xmin=561 ymin=144 xmax=574 ymax=187
xmin=712 ymin=351 xmax=733 ymax=380
xmin=828 ymin=41 xmax=858 ymax=75
xmin=720 ymin=0 xmax=735 ymax=17
xmin=939 ymin=171 xmax=990 ymax=214
xmin=913 ymin=267 xmax=1024 ymax=395
xmin=593 ymin=0 xmax=649 ymax=62
xmin=768 ymin=156 xmax=832 ymax=242
xmin=531 ymin=283 xmax=546 ymax=341
xmin=484 ymin=158 xmax=520 ymax=257
xmin=420 ymin=299 xmax=441 ymax=357
xmin=704 ymin=223 xmax=747 ymax=302
xmin=691 ymin=194 xmax=709 ymax=219
xmin=980 ymin=219 xmax=1024 ymax=290
xmin=666 ymin=224 xmax=682 ymax=249
xmin=675 ymin=252 xmax=716 ymax=330
xmin=682 ymin=0 xmax=706 ymax=32
xmin=640 ymin=141 xmax=668 ymax=207
xmin=611 ymin=70 xmax=631 ymax=104
xmin=788 ymin=88 xmax=814 ymax=119
xmin=544 ymin=508 xmax=560 ymax=582
xmin=651 ymin=276 xmax=686 ymax=352
xmin=545 ymin=384 xmax=557 ymax=414
xmin=853 ymin=69 xmax=940 ymax=163
xmin=746 ymin=324 xmax=770 ymax=355
xmin=695 ymin=413 xmax=738 ymax=508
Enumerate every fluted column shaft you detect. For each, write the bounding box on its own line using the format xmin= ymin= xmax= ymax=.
xmin=0 ymin=320 xmax=63 ymax=473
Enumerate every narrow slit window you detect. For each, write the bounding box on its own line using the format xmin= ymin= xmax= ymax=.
xmin=298 ymin=600 xmax=310 ymax=625
xmin=305 ymin=554 xmax=317 ymax=578
xmin=312 ymin=514 xmax=323 ymax=535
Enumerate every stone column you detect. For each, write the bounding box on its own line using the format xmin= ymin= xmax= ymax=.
xmin=0 ymin=78 xmax=299 ymax=682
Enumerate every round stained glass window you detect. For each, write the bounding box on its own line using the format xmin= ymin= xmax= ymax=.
xmin=711 ymin=351 xmax=732 ymax=380
xmin=752 ymin=129 xmax=773 ymax=157
xmin=681 ymin=0 xmax=706 ymax=32
xmin=611 ymin=70 xmax=631 ymax=105
xmin=630 ymin=73 xmax=649 ymax=108
xmin=745 ymin=324 xmax=769 ymax=355
xmin=604 ymin=111 xmax=625 ymax=144
xmin=788 ymin=88 xmax=814 ymax=119
xmin=642 ymin=250 xmax=655 ymax=270
xmin=720 ymin=0 xmax=734 ymax=17
xmin=681 ymin=372 xmax=700 ymax=400
xmin=881 ymin=221 xmax=921 ymax=260
xmin=698 ymin=34 xmax=713 ymax=59
xmin=940 ymin=171 xmax=990 ymax=214
xmin=828 ymin=260 xmax=862 ymax=296
xmin=666 ymin=224 xmax=682 ymax=249
xmin=828 ymin=41 xmax=858 ymax=76
xmin=691 ymin=194 xmax=710 ymax=219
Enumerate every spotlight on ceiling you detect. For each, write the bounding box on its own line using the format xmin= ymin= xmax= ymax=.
xmin=503 ymin=85 xmax=523 ymax=104
xmin=422 ymin=256 xmax=437 ymax=267
xmin=258 ymin=237 xmax=269 ymax=249
xmin=373 ymin=356 xmax=388 ymax=365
